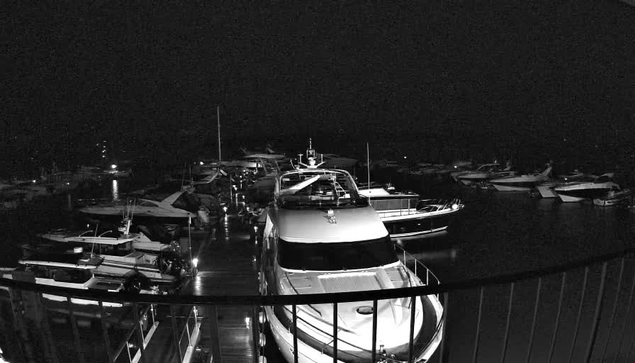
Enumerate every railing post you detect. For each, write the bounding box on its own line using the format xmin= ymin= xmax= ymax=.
xmin=333 ymin=302 xmax=338 ymax=363
xmin=613 ymin=263 xmax=635 ymax=363
xmin=524 ymin=278 xmax=542 ymax=363
xmin=170 ymin=305 xmax=183 ymax=362
xmin=499 ymin=283 xmax=515 ymax=363
xmin=568 ymin=266 xmax=590 ymax=363
xmin=600 ymin=258 xmax=625 ymax=362
xmin=293 ymin=304 xmax=299 ymax=363
xmin=372 ymin=299 xmax=378 ymax=363
xmin=438 ymin=292 xmax=449 ymax=363
xmin=98 ymin=300 xmax=115 ymax=363
xmin=408 ymin=296 xmax=417 ymax=363
xmin=132 ymin=303 xmax=146 ymax=363
xmin=66 ymin=295 xmax=86 ymax=363
xmin=548 ymin=272 xmax=567 ymax=363
xmin=584 ymin=262 xmax=609 ymax=363
xmin=208 ymin=305 xmax=222 ymax=363
xmin=472 ymin=287 xmax=484 ymax=363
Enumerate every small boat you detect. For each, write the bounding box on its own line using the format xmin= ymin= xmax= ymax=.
xmin=552 ymin=173 xmax=619 ymax=203
xmin=490 ymin=164 xmax=552 ymax=192
xmin=360 ymin=186 xmax=464 ymax=239
xmin=260 ymin=140 xmax=444 ymax=363
xmin=593 ymin=188 xmax=632 ymax=207
xmin=38 ymin=218 xmax=175 ymax=254
xmin=535 ymin=170 xmax=591 ymax=198
xmin=455 ymin=162 xmax=516 ymax=186
xmin=79 ymin=190 xmax=199 ymax=222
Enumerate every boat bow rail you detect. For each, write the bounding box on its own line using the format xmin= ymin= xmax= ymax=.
xmin=1 ymin=247 xmax=635 ymax=363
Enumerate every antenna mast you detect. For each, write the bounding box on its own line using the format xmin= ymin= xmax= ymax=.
xmin=217 ymin=106 xmax=222 ymax=162
xmin=367 ymin=142 xmax=371 ymax=190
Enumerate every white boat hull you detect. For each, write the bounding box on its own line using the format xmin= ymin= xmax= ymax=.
xmin=491 ymin=184 xmax=532 ymax=192
xmin=536 ymin=183 xmax=557 ymax=198
xmin=554 ymin=192 xmax=586 ymax=203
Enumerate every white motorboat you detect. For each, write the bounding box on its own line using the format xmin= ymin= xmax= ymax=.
xmin=552 ymin=173 xmax=619 ymax=203
xmin=259 ymin=141 xmax=444 ymax=363
xmin=38 ymin=218 xmax=175 ymax=254
xmin=489 ymin=165 xmax=553 ymax=192
xmin=535 ymin=170 xmax=592 ymax=198
xmin=455 ymin=162 xmax=516 ymax=186
xmin=360 ymin=187 xmax=463 ymax=239
xmin=36 ymin=219 xmax=185 ymax=293
xmin=2 ymin=252 xmax=127 ymax=307
xmin=79 ymin=190 xmax=198 ymax=221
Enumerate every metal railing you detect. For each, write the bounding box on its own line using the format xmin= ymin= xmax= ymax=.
xmin=2 ymin=248 xmax=635 ymax=363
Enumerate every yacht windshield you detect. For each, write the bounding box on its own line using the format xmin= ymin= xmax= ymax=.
xmin=277 ymin=170 xmax=368 ymax=208
xmin=278 ymin=236 xmax=398 ymax=270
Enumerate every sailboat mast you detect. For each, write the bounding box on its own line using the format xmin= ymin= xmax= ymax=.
xmin=217 ymin=105 xmax=222 ymax=162
xmin=367 ymin=142 xmax=371 ymax=190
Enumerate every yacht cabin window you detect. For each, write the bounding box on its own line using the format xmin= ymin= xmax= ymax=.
xmin=277 ymin=236 xmax=397 ymax=271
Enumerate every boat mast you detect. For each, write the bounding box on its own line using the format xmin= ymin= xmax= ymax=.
xmin=217 ymin=105 xmax=222 ymax=162
xmin=367 ymin=142 xmax=371 ymax=190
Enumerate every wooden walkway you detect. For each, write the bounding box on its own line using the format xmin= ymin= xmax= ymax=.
xmin=181 ymin=217 xmax=259 ymax=363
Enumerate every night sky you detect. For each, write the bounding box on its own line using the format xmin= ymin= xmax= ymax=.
xmin=3 ymin=1 xmax=635 ymax=176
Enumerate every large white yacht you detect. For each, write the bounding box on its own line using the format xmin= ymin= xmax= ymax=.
xmin=259 ymin=141 xmax=444 ymax=363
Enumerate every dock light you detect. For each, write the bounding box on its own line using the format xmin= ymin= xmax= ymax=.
xmin=111 ymin=164 xmax=117 ymax=170
xmin=192 ymin=258 xmax=199 ymax=268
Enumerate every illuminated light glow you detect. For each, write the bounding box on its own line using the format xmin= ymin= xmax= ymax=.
xmin=192 ymin=258 xmax=199 ymax=268
xmin=223 ymin=206 xmax=228 ymax=213
xmin=111 ymin=179 xmax=119 ymax=201
xmin=244 ymin=316 xmax=251 ymax=328
xmin=199 ymin=161 xmax=204 ymax=165
xmin=451 ymin=203 xmax=459 ymax=210
xmin=111 ymin=164 xmax=117 ymax=169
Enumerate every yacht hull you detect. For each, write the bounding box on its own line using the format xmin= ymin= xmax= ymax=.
xmin=382 ymin=213 xmax=452 ymax=238
xmin=264 ymin=295 xmax=444 ymax=363
xmin=491 ymin=183 xmax=532 ymax=192
xmin=553 ymin=184 xmax=617 ymax=203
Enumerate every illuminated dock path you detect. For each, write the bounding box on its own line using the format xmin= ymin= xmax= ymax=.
xmin=180 ymin=216 xmax=260 ymax=363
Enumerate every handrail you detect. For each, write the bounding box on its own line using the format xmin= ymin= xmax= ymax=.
xmin=1 ymin=247 xmax=631 ymax=305
xmin=395 ymin=243 xmax=442 ymax=287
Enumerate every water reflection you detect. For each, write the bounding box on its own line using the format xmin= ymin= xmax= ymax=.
xmin=112 ymin=179 xmax=119 ymax=201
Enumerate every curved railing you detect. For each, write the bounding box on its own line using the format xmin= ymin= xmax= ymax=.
xmin=1 ymin=247 xmax=634 ymax=363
